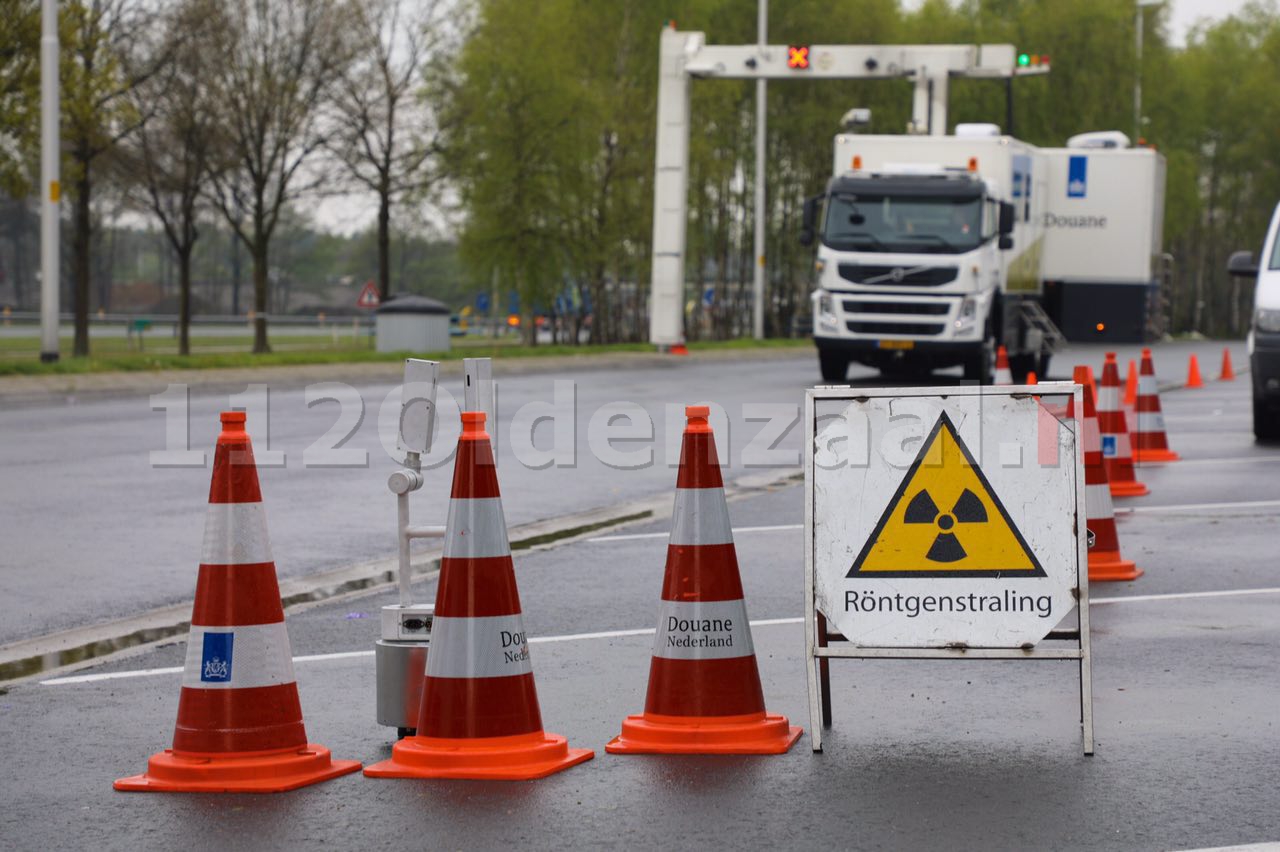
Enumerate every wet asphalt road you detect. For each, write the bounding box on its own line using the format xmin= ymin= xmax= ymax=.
xmin=0 ymin=339 xmax=1247 ymax=647
xmin=2 ymin=361 xmax=1278 ymax=849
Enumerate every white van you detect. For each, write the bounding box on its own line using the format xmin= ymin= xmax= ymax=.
xmin=1227 ymin=203 xmax=1280 ymax=441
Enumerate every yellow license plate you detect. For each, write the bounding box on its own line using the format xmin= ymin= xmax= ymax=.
xmin=877 ymin=339 xmax=915 ymax=350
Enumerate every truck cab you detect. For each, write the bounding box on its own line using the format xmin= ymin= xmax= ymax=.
xmin=1227 ymin=202 xmax=1280 ymax=441
xmin=806 ymin=166 xmax=1017 ymax=383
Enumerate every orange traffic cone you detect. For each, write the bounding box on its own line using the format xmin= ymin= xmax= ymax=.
xmin=365 ymin=411 xmax=593 ymax=780
xmin=607 ymin=406 xmax=802 ymax=755
xmin=115 ymin=412 xmax=361 ymax=793
xmin=1220 ymin=348 xmax=1236 ymax=381
xmin=994 ymin=345 xmax=1013 ymax=385
xmin=1084 ymin=364 xmax=1099 ymax=410
xmin=670 ymin=343 xmax=689 ymax=356
xmin=1133 ymin=348 xmax=1180 ymax=463
xmin=1096 ymin=354 xmax=1149 ymax=497
xmin=1124 ymin=359 xmax=1139 ymax=407
xmin=1186 ymin=354 xmax=1204 ymax=388
xmin=1025 ymin=370 xmax=1038 ymax=385
xmin=1070 ymin=369 xmax=1142 ymax=582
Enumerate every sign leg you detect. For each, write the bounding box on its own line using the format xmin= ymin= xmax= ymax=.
xmin=817 ymin=613 xmax=833 ymax=728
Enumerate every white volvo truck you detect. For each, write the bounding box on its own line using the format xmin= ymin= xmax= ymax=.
xmin=806 ymin=126 xmax=1166 ymax=383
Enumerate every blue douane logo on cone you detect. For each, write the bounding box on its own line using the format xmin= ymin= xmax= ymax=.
xmin=201 ymin=632 xmax=234 ymax=682
xmin=1101 ymin=435 xmax=1117 ymax=457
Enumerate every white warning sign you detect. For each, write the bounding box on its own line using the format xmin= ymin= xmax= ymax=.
xmin=810 ymin=389 xmax=1080 ymax=649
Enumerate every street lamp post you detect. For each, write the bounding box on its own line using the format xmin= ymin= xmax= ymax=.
xmin=39 ymin=0 xmax=59 ymax=363
xmin=1134 ymin=0 xmax=1163 ymax=144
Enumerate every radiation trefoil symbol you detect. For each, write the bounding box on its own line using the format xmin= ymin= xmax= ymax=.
xmin=847 ymin=412 xmax=1046 ymax=578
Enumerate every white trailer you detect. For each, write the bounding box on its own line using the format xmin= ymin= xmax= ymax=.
xmin=1039 ymin=136 xmax=1167 ymax=341
xmin=808 ymin=126 xmax=1058 ymax=383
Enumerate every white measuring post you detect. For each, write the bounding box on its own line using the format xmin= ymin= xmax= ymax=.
xmin=377 ymin=358 xmax=444 ymax=738
xmin=803 ymin=383 xmax=1092 ymax=754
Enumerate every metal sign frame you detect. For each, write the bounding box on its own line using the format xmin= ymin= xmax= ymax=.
xmin=802 ymin=382 xmax=1093 ymax=755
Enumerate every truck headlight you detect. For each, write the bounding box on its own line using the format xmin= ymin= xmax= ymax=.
xmin=1256 ymin=308 xmax=1280 ymax=333
xmin=818 ymin=292 xmax=836 ymax=317
xmin=954 ymin=296 xmax=978 ymax=330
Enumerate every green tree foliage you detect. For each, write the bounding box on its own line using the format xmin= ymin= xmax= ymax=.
xmin=439 ymin=0 xmax=1280 ymax=340
xmin=0 ymin=0 xmax=40 ymax=197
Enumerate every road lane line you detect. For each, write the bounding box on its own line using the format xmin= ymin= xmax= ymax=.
xmin=587 ymin=523 xmax=803 ymax=543
xmin=1116 ymin=499 xmax=1280 ymax=514
xmin=1149 ymin=455 xmax=1280 ymax=466
xmin=1090 ymin=587 xmax=1280 ymax=605
xmin=38 ymin=588 xmax=1280 ymax=687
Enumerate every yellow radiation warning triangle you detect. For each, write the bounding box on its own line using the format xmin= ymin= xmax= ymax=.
xmin=848 ymin=412 xmax=1045 ymax=578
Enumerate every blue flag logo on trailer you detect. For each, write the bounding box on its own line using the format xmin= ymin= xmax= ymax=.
xmin=1067 ymin=156 xmax=1088 ymax=198
xmin=201 ymin=631 xmax=234 ymax=682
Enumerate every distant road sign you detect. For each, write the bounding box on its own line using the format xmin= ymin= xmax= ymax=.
xmin=357 ymin=281 xmax=381 ymax=309
xmin=475 ymin=293 xmax=490 ymax=313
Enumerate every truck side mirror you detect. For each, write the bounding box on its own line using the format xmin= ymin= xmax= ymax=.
xmin=998 ymin=201 xmax=1016 ymax=236
xmin=998 ymin=234 xmax=1014 ymax=250
xmin=800 ymin=193 xmax=822 ymax=247
xmin=1226 ymin=250 xmax=1259 ymax=279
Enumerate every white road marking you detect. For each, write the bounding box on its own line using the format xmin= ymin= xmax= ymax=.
xmin=1116 ymin=499 xmax=1280 ymax=515
xmin=38 ymin=590 xmax=1280 ymax=687
xmin=1149 ymin=455 xmax=1280 ymax=466
xmin=587 ymin=523 xmax=803 ymax=543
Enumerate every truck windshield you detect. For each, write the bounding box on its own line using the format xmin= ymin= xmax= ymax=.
xmin=823 ymin=193 xmax=984 ymax=254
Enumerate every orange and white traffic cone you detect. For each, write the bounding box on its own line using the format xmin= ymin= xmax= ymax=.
xmin=994 ymin=345 xmax=1013 ymax=385
xmin=1220 ymin=347 xmax=1236 ymax=381
xmin=1070 ymin=369 xmax=1142 ymax=582
xmin=607 ymin=406 xmax=801 ymax=755
xmin=1084 ymin=364 xmax=1099 ymax=410
xmin=1025 ymin=370 xmax=1038 ymax=386
xmin=364 ymin=411 xmax=593 ymax=780
xmin=1097 ymin=353 xmax=1149 ymax=497
xmin=1133 ymin=348 xmax=1180 ymax=463
xmin=1124 ymin=359 xmax=1139 ymax=408
xmin=1186 ymin=354 xmax=1204 ymax=388
xmin=115 ymin=412 xmax=361 ymax=793
xmin=1122 ymin=358 xmax=1139 ymax=434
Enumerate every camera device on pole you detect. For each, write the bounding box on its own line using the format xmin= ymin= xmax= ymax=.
xmin=375 ymin=359 xmax=443 ymax=739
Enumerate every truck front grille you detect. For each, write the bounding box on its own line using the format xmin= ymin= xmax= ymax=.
xmin=838 ymin=264 xmax=958 ymax=287
xmin=847 ymin=320 xmax=946 ymax=336
xmin=844 ymin=300 xmax=950 ymax=316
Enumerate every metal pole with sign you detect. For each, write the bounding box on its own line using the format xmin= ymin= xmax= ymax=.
xmin=803 ymin=382 xmax=1092 ymax=754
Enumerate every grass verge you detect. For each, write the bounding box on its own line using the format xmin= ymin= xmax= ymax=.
xmin=0 ymin=336 xmax=810 ymax=377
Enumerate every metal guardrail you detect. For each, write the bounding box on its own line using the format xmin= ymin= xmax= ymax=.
xmin=1 ymin=312 xmax=375 ymax=327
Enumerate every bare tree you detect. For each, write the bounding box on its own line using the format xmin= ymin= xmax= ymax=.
xmin=330 ymin=0 xmax=446 ymax=302
xmin=62 ymin=0 xmax=176 ymax=356
xmin=122 ymin=0 xmax=226 ymax=355
xmin=205 ymin=0 xmax=351 ymax=353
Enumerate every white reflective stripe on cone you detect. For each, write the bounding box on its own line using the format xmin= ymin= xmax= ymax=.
xmin=426 ymin=614 xmax=533 ymax=678
xmin=1085 ymin=483 xmax=1114 ymax=521
xmin=652 ymin=599 xmax=754 ymax=661
xmin=1138 ymin=374 xmax=1158 ymax=395
xmin=1136 ymin=412 xmax=1165 ymax=432
xmin=182 ymin=622 xmax=296 ymax=690
xmin=1097 ymin=385 xmax=1120 ymax=412
xmin=201 ymin=502 xmax=272 ymax=565
xmin=443 ymin=497 xmax=511 ymax=559
xmin=669 ymin=488 xmax=734 ymax=547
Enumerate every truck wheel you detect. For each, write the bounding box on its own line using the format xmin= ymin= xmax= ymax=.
xmin=963 ymin=348 xmax=992 ymax=385
xmin=1255 ymin=396 xmax=1280 ymax=442
xmin=818 ymin=349 xmax=849 ymax=382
